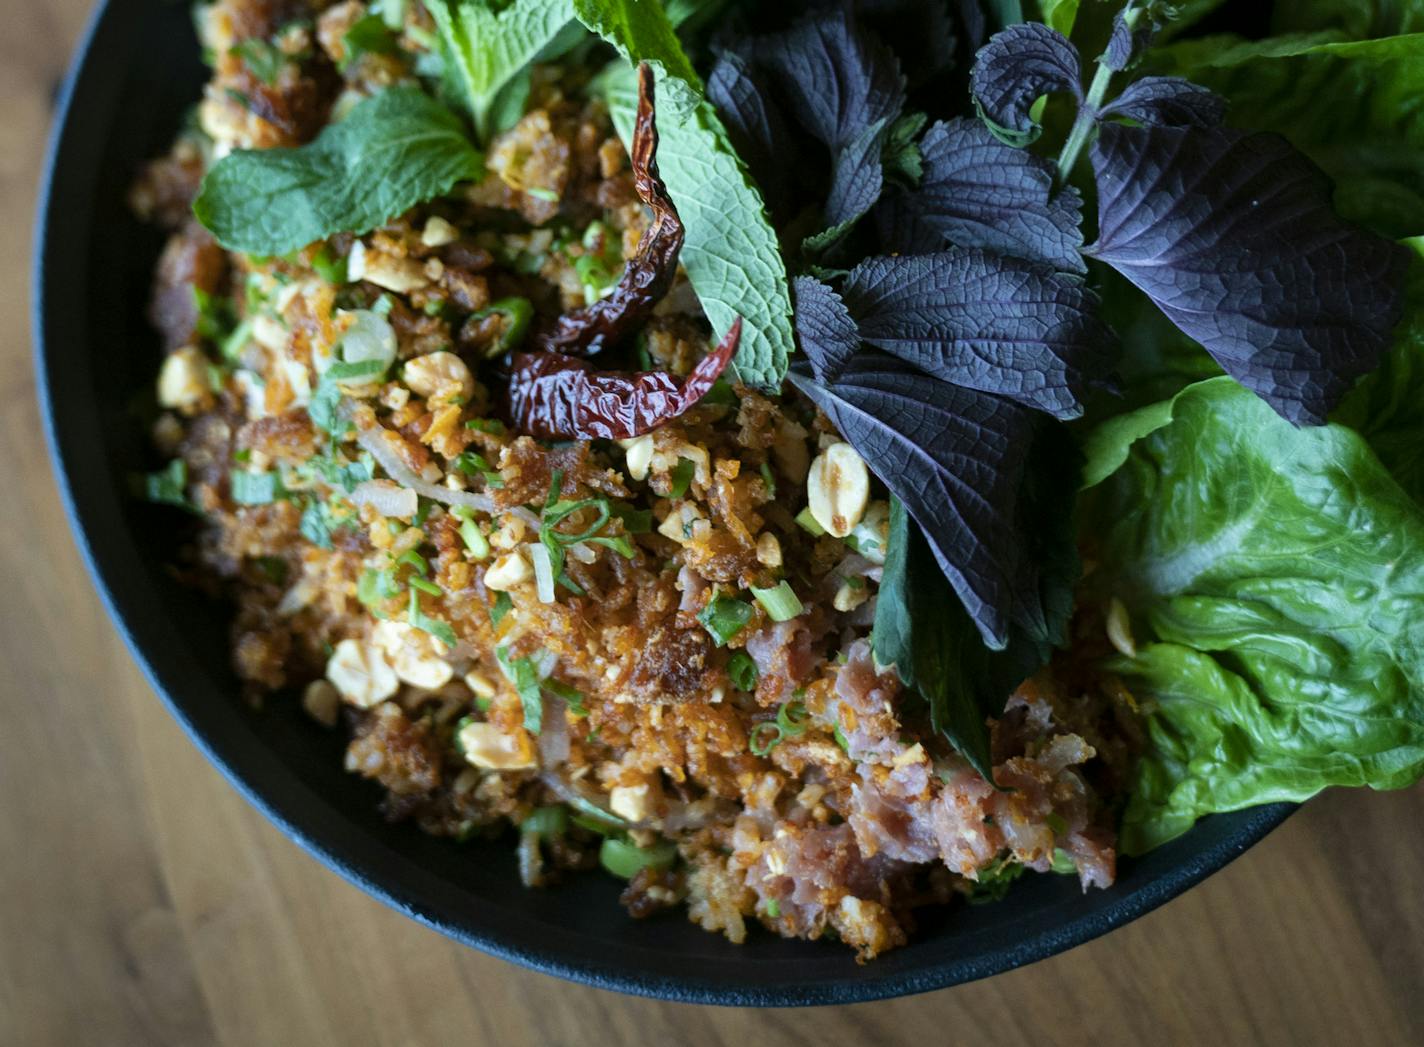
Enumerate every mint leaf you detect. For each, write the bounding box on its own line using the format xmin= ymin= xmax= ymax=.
xmin=194 ymin=87 xmax=483 ymax=256
xmin=425 ymin=0 xmax=580 ymax=140
xmin=585 ymin=16 xmax=796 ymax=392
xmin=1086 ymin=122 xmax=1410 ymax=424
xmin=570 ymin=0 xmax=699 ymax=84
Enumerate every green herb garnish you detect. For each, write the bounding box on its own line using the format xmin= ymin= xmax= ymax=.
xmin=696 ymin=592 xmax=753 ymax=647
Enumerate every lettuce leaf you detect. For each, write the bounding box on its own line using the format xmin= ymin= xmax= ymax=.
xmin=580 ymin=1 xmax=796 ymax=391
xmin=1334 ymin=238 xmax=1424 ymax=502
xmin=1083 ymin=378 xmax=1424 ymax=854
xmin=1147 ymin=27 xmax=1424 ymax=237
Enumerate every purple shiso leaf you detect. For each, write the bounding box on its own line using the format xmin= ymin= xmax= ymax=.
xmin=788 ymin=355 xmax=1034 ymax=649
xmin=792 ymin=276 xmax=860 ymax=384
xmin=752 ymin=6 xmax=905 ymax=227
xmin=706 ymin=50 xmax=797 ymax=220
xmin=839 ymin=249 xmax=1117 ymax=419
xmin=1102 ymin=8 xmax=1155 ymax=72
xmin=969 ymin=22 xmax=1081 ymax=145
xmin=1099 ymin=77 xmax=1227 ymax=129
xmin=1086 ymin=123 xmax=1411 ymax=424
xmin=876 ymin=117 xmax=1086 ymax=271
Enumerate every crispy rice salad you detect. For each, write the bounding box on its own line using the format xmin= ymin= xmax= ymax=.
xmin=134 ymin=0 xmax=1424 ymax=958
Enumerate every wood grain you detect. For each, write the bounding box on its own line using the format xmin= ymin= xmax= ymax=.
xmin=5 ymin=2 xmax=1423 ymax=1044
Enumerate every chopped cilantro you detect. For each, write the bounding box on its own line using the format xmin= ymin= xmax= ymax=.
xmin=495 ymin=646 xmax=544 ymax=734
xmin=490 ymin=590 xmax=513 ymax=627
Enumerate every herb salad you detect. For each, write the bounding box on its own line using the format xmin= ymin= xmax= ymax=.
xmin=131 ymin=0 xmax=1424 ymax=958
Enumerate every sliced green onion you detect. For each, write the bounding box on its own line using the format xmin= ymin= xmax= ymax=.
xmin=455 ymin=450 xmax=492 ymax=476
xmin=758 ymin=462 xmax=777 ymax=498
xmin=668 ymin=459 xmax=696 ymax=499
xmin=776 ymin=700 xmax=810 ymax=737
xmin=727 ymin=651 xmax=759 ymax=692
xmin=230 ymin=469 xmax=284 ymax=505
xmin=610 ymin=502 xmax=653 ymax=533
xmin=1051 ymin=848 xmax=1077 ymax=875
xmin=469 ymin=297 xmax=534 ymax=357
xmin=599 ymin=837 xmax=677 ymax=880
xmin=458 ymin=516 xmax=489 ymax=559
xmin=407 ymin=588 xmax=456 ymax=647
xmin=377 ymin=0 xmax=406 ymax=30
xmin=1046 ymin=812 xmax=1067 ymax=836
xmin=795 ymin=507 xmax=826 ymax=536
xmin=752 ymin=581 xmax=803 ymax=622
xmin=697 ymin=593 xmax=753 ymax=647
xmin=397 ymin=548 xmax=429 ymax=575
xmin=526 ymin=186 xmax=559 ymax=202
xmin=833 ymin=724 xmax=851 ymax=754
xmin=357 ymin=567 xmax=401 ymax=610
xmin=220 ymin=316 xmax=255 ymax=361
xmin=311 ymin=244 xmax=347 ymax=285
xmin=766 ymin=899 xmax=781 ymax=918
xmin=572 ymin=813 xmax=617 ymax=835
xmin=587 ymin=534 xmax=636 ymax=558
xmin=749 ymin=721 xmax=784 ymax=757
xmin=465 ymin=417 xmax=506 ymax=434
xmin=143 ymin=459 xmax=193 ymax=511
xmin=520 ymin=806 xmax=568 ymax=839
xmin=408 ymin=575 xmax=441 ymax=596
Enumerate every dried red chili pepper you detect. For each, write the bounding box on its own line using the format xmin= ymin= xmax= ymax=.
xmin=508 ymin=319 xmax=742 ymax=440
xmin=533 ymin=62 xmax=684 ymax=357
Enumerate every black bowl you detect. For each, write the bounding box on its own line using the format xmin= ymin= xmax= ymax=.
xmin=34 ymin=0 xmax=1293 ymax=1006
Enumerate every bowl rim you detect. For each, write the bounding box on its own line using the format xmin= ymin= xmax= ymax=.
xmin=32 ymin=0 xmax=1295 ymax=1007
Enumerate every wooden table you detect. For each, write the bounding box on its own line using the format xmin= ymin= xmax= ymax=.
xmin=6 ymin=2 xmax=1423 ymax=1043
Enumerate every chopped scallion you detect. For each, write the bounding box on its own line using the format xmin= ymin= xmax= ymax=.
xmin=696 ymin=592 xmax=753 ymax=647
xmin=468 ymin=297 xmax=533 ymax=356
xmin=667 ymin=458 xmax=696 ymax=499
xmin=229 ymin=468 xmax=284 ymax=506
xmin=752 ymin=581 xmax=803 ymax=622
xmin=520 ymin=806 xmax=568 ymax=839
xmin=749 ymin=721 xmax=784 ymax=757
xmin=408 ymin=575 xmax=441 ymax=596
xmin=599 ymin=837 xmax=677 ymax=880
xmin=727 ymin=651 xmax=758 ymax=692
xmin=407 ymin=588 xmax=456 ymax=647
xmin=795 ymin=507 xmax=826 ymax=536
